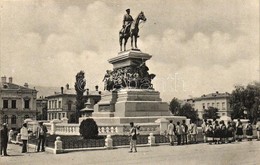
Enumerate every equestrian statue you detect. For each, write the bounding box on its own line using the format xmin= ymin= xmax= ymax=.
xmin=119 ymin=9 xmax=147 ymax=51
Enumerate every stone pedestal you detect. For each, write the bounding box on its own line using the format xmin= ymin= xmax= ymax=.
xmin=87 ymin=49 xmax=178 ymax=126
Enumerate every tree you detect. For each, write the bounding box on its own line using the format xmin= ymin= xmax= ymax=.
xmin=230 ymin=82 xmax=260 ymax=122
xmin=79 ymin=118 xmax=98 ymax=139
xmin=74 ymin=71 xmax=86 ymax=123
xmin=203 ymin=107 xmax=219 ymax=119
xmin=179 ymin=103 xmax=199 ymax=123
xmin=169 ymin=97 xmax=181 ymax=115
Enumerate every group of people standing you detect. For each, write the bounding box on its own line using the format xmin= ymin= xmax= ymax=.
xmin=167 ymin=120 xmax=198 ymax=146
xmin=0 ymin=121 xmax=48 ymax=156
xmin=203 ymin=118 xmax=260 ymax=144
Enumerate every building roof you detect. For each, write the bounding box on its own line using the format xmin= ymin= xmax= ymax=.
xmin=0 ymin=82 xmax=37 ymax=92
xmin=193 ymin=92 xmax=230 ymax=101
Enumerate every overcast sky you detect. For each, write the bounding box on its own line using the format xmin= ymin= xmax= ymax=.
xmin=0 ymin=0 xmax=259 ymax=101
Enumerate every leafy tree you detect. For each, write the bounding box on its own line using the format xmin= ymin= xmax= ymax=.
xmin=179 ymin=103 xmax=199 ymax=123
xmin=74 ymin=71 xmax=86 ymax=123
xmin=169 ymin=97 xmax=181 ymax=115
xmin=230 ymin=82 xmax=260 ymax=122
xmin=203 ymin=107 xmax=219 ymax=119
xmin=79 ymin=118 xmax=98 ymax=139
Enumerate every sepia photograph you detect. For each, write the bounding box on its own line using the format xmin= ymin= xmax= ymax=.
xmin=0 ymin=0 xmax=259 ymax=164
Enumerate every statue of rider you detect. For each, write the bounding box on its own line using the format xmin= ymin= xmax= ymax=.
xmin=121 ymin=9 xmax=134 ymax=36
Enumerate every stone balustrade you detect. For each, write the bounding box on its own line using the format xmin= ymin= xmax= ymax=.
xmin=27 ymin=119 xmax=161 ymax=136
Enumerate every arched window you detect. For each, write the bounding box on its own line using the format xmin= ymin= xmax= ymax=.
xmin=24 ymin=115 xmax=30 ymax=120
xmin=11 ymin=115 xmax=16 ymax=124
xmin=3 ymin=115 xmax=8 ymax=124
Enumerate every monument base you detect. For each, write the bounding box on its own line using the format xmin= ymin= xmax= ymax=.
xmin=93 ymin=89 xmax=171 ymax=118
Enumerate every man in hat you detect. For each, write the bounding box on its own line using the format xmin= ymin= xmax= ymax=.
xmin=122 ymin=8 xmax=134 ymax=35
xmin=36 ymin=121 xmax=48 ymax=152
xmin=0 ymin=123 xmax=9 ymax=156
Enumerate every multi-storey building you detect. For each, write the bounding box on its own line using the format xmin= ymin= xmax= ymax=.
xmin=0 ymin=76 xmax=37 ymax=130
xmin=46 ymin=84 xmax=101 ymax=122
xmin=46 ymin=84 xmax=76 ymax=121
xmin=193 ymin=91 xmax=231 ymax=119
xmin=36 ymin=96 xmax=48 ymax=120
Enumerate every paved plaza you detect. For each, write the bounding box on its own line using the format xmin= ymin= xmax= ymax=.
xmin=1 ymin=141 xmax=260 ymax=165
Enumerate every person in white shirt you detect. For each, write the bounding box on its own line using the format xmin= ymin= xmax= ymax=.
xmin=256 ymin=118 xmax=260 ymax=141
xmin=189 ymin=121 xmax=198 ymax=144
xmin=20 ymin=123 xmax=29 ymax=153
xmin=167 ymin=120 xmax=175 ymax=146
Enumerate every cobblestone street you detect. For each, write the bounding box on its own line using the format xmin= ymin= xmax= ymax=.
xmin=1 ymin=140 xmax=260 ymax=165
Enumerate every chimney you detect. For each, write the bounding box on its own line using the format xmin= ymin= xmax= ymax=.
xmin=86 ymin=88 xmax=89 ymax=95
xmin=24 ymin=83 xmax=28 ymax=88
xmin=66 ymin=83 xmax=69 ymax=90
xmin=8 ymin=77 xmax=13 ymax=83
xmin=1 ymin=76 xmax=6 ymax=83
xmin=61 ymin=87 xmax=64 ymax=94
xmin=95 ymin=85 xmax=98 ymax=91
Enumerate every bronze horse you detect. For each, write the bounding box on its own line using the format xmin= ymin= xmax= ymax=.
xmin=119 ymin=11 xmax=147 ymax=51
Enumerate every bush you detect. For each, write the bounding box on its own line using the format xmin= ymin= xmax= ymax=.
xmin=79 ymin=118 xmax=99 ymax=139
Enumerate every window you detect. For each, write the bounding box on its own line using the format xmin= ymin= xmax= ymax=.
xmin=68 ymin=101 xmax=72 ymax=111
xmin=207 ymin=103 xmax=210 ymax=108
xmin=62 ymin=113 xmax=65 ymax=118
xmin=24 ymin=100 xmax=30 ymax=109
xmin=202 ymin=103 xmax=205 ymax=109
xmin=54 ymin=100 xmax=57 ymax=109
xmin=222 ymin=102 xmax=225 ymax=109
xmin=11 ymin=115 xmax=16 ymax=124
xmin=58 ymin=101 xmax=61 ymax=108
xmin=58 ymin=113 xmax=61 ymax=119
xmin=216 ymin=102 xmax=219 ymax=108
xmin=212 ymin=103 xmax=215 ymax=107
xmin=3 ymin=100 xmax=8 ymax=108
xmin=11 ymin=100 xmax=16 ymax=109
xmin=3 ymin=115 xmax=8 ymax=124
xmin=48 ymin=101 xmax=51 ymax=109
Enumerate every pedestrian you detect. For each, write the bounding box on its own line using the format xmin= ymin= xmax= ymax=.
xmin=0 ymin=123 xmax=9 ymax=156
xmin=176 ymin=122 xmax=183 ymax=145
xmin=213 ymin=120 xmax=221 ymax=144
xmin=20 ymin=123 xmax=29 ymax=153
xmin=256 ymin=118 xmax=260 ymax=141
xmin=36 ymin=121 xmax=48 ymax=152
xmin=236 ymin=120 xmax=243 ymax=142
xmin=206 ymin=120 xmax=214 ymax=144
xmin=201 ymin=119 xmax=208 ymax=143
xmin=245 ymin=121 xmax=253 ymax=141
xmin=189 ymin=120 xmax=198 ymax=144
xmin=182 ymin=120 xmax=188 ymax=145
xmin=129 ymin=122 xmax=138 ymax=153
xmin=167 ymin=120 xmax=175 ymax=146
xmin=8 ymin=129 xmax=14 ymax=143
xmin=226 ymin=121 xmax=235 ymax=143
xmin=219 ymin=120 xmax=227 ymax=144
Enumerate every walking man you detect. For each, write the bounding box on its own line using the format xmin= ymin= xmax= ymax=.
xmin=182 ymin=120 xmax=188 ymax=145
xmin=129 ymin=122 xmax=138 ymax=153
xmin=0 ymin=123 xmax=9 ymax=156
xmin=20 ymin=123 xmax=29 ymax=153
xmin=176 ymin=122 xmax=184 ymax=145
xmin=167 ymin=120 xmax=175 ymax=146
xmin=36 ymin=121 xmax=48 ymax=152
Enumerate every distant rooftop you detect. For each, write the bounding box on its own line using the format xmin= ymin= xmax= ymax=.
xmin=0 ymin=76 xmax=36 ymax=92
xmin=194 ymin=91 xmax=230 ymax=101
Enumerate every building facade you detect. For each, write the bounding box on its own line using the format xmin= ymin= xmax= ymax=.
xmin=36 ymin=96 xmax=48 ymax=120
xmin=46 ymin=85 xmax=101 ymax=122
xmin=46 ymin=85 xmax=76 ymax=121
xmin=193 ymin=92 xmax=231 ymax=119
xmin=0 ymin=76 xmax=37 ymax=130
